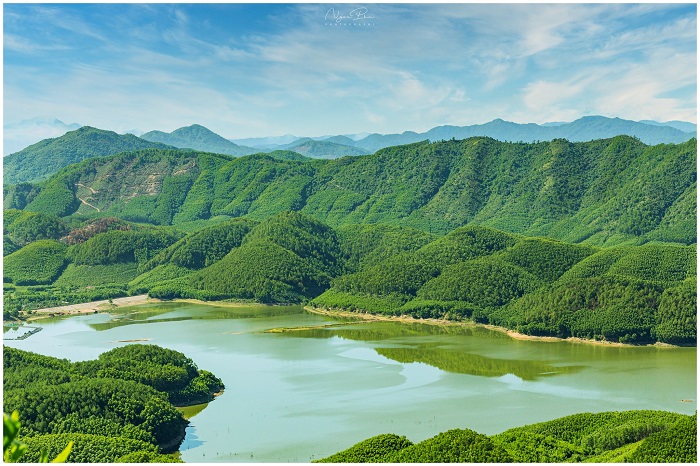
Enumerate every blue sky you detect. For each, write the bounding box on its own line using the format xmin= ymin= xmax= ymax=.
xmin=3 ymin=2 xmax=697 ymax=140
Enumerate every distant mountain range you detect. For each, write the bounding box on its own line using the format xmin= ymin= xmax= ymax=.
xmin=3 ymin=116 xmax=696 ymax=185
xmin=138 ymin=124 xmax=371 ymax=159
xmin=230 ymin=132 xmax=371 ymax=149
xmin=348 ymin=116 xmax=696 ymax=152
xmin=231 ymin=116 xmax=696 ymax=153
xmin=639 ymin=120 xmax=697 ymax=133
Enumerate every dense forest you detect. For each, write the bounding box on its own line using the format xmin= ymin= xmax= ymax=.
xmin=4 ymin=136 xmax=696 ymax=246
xmin=316 ymin=410 xmax=696 ymax=462
xmin=2 ymin=135 xmax=696 ymax=345
xmin=3 ymin=126 xmax=172 ymax=185
xmin=3 ymin=210 xmax=696 ymax=345
xmin=1 ymin=132 xmax=697 ymax=464
xmin=3 ymin=345 xmax=224 ymax=462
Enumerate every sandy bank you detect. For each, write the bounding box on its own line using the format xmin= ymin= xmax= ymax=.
xmin=25 ymin=294 xmax=160 ymax=321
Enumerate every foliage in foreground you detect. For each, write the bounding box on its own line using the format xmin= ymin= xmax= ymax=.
xmin=316 ymin=434 xmax=413 ymax=463
xmin=3 ymin=345 xmax=223 ymax=462
xmin=316 ymin=410 xmax=697 ymax=463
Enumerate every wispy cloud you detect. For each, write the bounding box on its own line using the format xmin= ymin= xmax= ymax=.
xmin=3 ymin=3 xmax=696 ymax=140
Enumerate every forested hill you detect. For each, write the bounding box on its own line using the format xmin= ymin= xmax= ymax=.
xmin=5 ymin=136 xmax=695 ymax=247
xmin=4 ymin=211 xmax=695 ymax=344
xmin=316 ymin=411 xmax=696 ymax=463
xmin=3 ymin=126 xmax=174 ymax=184
xmin=278 ymin=138 xmax=370 ymax=158
xmin=140 ymin=124 xmax=257 ymax=157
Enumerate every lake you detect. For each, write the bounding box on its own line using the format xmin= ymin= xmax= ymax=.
xmin=4 ymin=302 xmax=696 ymax=462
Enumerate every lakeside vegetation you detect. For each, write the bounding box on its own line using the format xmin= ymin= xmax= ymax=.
xmin=316 ymin=410 xmax=697 ymax=463
xmin=3 ymin=344 xmax=223 ymax=463
xmin=1 ymin=123 xmax=696 ymax=464
xmin=3 ymin=208 xmax=696 ymax=345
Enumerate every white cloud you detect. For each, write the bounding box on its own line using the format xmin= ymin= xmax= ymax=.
xmin=522 ymin=80 xmax=585 ymax=114
xmin=3 ymin=3 xmax=696 ymax=137
xmin=3 ymin=34 xmax=70 ymax=53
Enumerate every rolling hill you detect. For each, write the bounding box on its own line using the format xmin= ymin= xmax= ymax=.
xmin=140 ymin=124 xmax=257 ymax=156
xmin=3 ymin=126 xmax=173 ymax=184
xmin=4 ymin=136 xmax=695 ymax=246
xmin=278 ymin=138 xmax=370 ymax=158
xmin=4 ymin=211 xmax=696 ymax=344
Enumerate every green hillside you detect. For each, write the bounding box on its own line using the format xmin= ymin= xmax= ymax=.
xmin=3 ymin=126 xmax=173 ymax=184
xmin=4 ymin=345 xmax=223 ymax=462
xmin=5 ymin=136 xmax=695 ymax=246
xmin=4 ymin=240 xmax=68 ymax=285
xmin=148 ymin=211 xmax=345 ymax=303
xmin=316 ymin=410 xmax=696 ymax=463
xmin=140 ymin=124 xmax=257 ymax=156
xmin=266 ymin=150 xmax=313 ymax=162
xmin=2 ymin=136 xmax=696 ymax=344
xmin=4 ymin=205 xmax=694 ymax=345
xmin=3 ymin=224 xmax=184 ymax=315
xmin=311 ymin=224 xmax=696 ymax=344
xmin=3 ymin=209 xmax=68 ymax=255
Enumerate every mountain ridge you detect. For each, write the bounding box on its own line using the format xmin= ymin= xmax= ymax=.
xmin=4 ymin=116 xmax=695 ymax=185
xmin=354 ymin=116 xmax=696 ymax=152
xmin=4 ymin=135 xmax=695 ymax=247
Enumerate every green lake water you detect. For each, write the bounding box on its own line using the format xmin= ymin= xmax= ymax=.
xmin=4 ymin=302 xmax=696 ymax=462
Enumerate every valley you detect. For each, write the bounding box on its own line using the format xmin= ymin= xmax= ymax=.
xmin=4 ymin=2 xmax=697 ymax=462
xmin=3 ymin=128 xmax=696 ymax=463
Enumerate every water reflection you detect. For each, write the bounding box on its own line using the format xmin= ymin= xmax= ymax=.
xmin=375 ymin=345 xmax=581 ymax=380
xmin=276 ymin=321 xmax=581 ymax=380
xmin=275 ymin=320 xmax=511 ymax=341
xmin=5 ymin=302 xmax=695 ymax=463
xmin=178 ymin=402 xmax=210 ymax=420
xmin=87 ymin=303 xmax=306 ymax=331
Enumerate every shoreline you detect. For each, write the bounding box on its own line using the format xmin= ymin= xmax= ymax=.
xmin=20 ymin=294 xmax=161 ymax=321
xmin=303 ymin=306 xmax=679 ymax=348
xmin=11 ymin=296 xmax=682 ymax=349
xmin=14 ymin=296 xmax=290 ymax=323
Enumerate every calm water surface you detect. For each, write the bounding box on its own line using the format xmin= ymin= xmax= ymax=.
xmin=4 ymin=303 xmax=696 ymax=462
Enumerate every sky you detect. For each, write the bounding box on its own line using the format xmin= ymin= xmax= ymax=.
xmin=3 ymin=2 xmax=697 ymax=144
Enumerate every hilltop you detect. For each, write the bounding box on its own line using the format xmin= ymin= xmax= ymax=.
xmin=140 ymin=124 xmax=257 ymax=157
xmin=4 ymin=136 xmax=695 ymax=246
xmin=3 ymin=126 xmax=173 ymax=185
